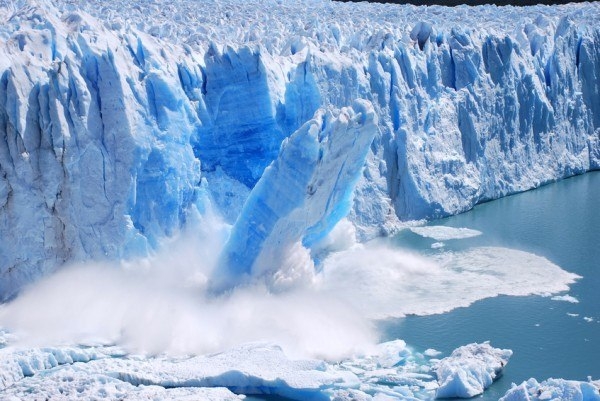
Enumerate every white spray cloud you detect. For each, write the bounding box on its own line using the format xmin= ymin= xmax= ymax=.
xmin=317 ymin=241 xmax=580 ymax=319
xmin=0 ymin=216 xmax=375 ymax=360
xmin=0 ymin=219 xmax=579 ymax=361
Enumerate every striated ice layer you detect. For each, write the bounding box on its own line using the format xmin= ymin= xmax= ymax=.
xmin=1 ymin=0 xmax=599 ymax=295
xmin=0 ymin=3 xmax=207 ymax=298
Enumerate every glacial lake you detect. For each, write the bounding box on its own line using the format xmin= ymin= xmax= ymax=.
xmin=381 ymin=171 xmax=600 ymax=399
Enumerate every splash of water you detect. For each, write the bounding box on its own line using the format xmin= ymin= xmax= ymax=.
xmin=0 ymin=218 xmax=578 ymax=360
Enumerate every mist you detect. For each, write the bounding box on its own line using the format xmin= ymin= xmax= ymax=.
xmin=0 ymin=217 xmax=579 ymax=361
xmin=0 ymin=217 xmax=376 ymax=360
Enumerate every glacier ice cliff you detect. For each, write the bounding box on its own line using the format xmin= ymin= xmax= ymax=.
xmin=0 ymin=0 xmax=599 ymax=297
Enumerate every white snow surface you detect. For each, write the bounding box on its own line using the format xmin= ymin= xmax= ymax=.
xmin=0 ymin=0 xmax=599 ymax=296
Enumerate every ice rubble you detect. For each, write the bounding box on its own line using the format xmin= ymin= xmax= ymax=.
xmin=435 ymin=342 xmax=511 ymax=398
xmin=4 ymin=334 xmax=590 ymax=401
xmin=0 ymin=334 xmax=515 ymax=400
xmin=0 ymin=0 xmax=599 ymax=296
xmin=499 ymin=378 xmax=600 ymax=401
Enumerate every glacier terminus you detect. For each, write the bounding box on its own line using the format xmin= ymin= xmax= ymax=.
xmin=0 ymin=0 xmax=598 ymax=296
xmin=0 ymin=0 xmax=599 ymax=399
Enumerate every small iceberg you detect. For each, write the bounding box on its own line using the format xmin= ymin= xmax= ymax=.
xmin=435 ymin=342 xmax=512 ymax=398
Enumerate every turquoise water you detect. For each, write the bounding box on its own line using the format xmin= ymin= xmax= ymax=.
xmin=247 ymin=172 xmax=600 ymax=401
xmin=381 ymin=171 xmax=600 ymax=399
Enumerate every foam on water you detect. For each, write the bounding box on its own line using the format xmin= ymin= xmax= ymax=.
xmin=317 ymin=242 xmax=579 ymax=319
xmin=551 ymin=294 xmax=580 ymax=303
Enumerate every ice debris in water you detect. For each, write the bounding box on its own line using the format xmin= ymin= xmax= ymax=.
xmin=435 ymin=342 xmax=512 ymax=398
xmin=499 ymin=378 xmax=600 ymax=401
xmin=550 ymin=294 xmax=580 ymax=303
xmin=409 ymin=226 xmax=482 ymax=241
xmin=0 ymin=337 xmax=514 ymax=400
xmin=1 ymin=0 xmax=599 ymax=296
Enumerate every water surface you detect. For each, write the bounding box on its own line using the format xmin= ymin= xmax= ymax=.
xmin=382 ymin=171 xmax=600 ymax=399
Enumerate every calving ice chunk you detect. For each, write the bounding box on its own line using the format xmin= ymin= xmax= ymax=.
xmin=214 ymin=100 xmax=377 ymax=291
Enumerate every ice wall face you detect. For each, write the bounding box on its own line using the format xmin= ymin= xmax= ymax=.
xmin=1 ymin=0 xmax=599 ymax=297
xmin=194 ymin=47 xmax=285 ymax=189
xmin=343 ymin=17 xmax=600 ymax=226
xmin=0 ymin=6 xmax=206 ymax=298
xmin=214 ymin=100 xmax=377 ymax=291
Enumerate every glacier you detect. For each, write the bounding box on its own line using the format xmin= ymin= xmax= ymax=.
xmin=0 ymin=0 xmax=600 ymax=399
xmin=0 ymin=0 xmax=599 ymax=297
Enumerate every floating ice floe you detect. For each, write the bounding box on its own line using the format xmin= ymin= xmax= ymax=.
xmin=499 ymin=378 xmax=600 ymax=401
xmin=423 ymin=349 xmax=442 ymax=358
xmin=435 ymin=342 xmax=512 ymax=398
xmin=409 ymin=226 xmax=482 ymax=242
